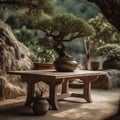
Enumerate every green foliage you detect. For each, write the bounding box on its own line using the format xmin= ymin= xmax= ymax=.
xmin=36 ymin=13 xmax=94 ymax=57
xmin=0 ymin=0 xmax=96 ymax=62
xmin=30 ymin=47 xmax=57 ymax=63
xmin=88 ymin=13 xmax=120 ymax=54
xmin=66 ymin=38 xmax=85 ymax=53
xmin=38 ymin=37 xmax=55 ymax=49
xmin=52 ymin=14 xmax=94 ymax=36
xmin=36 ymin=14 xmax=94 ymax=57
xmin=37 ymin=13 xmax=95 ymax=41
xmin=13 ymin=26 xmax=37 ymax=47
xmin=97 ymin=44 xmax=120 ymax=61
xmin=56 ymin=0 xmax=100 ymax=20
xmin=22 ymin=0 xmax=56 ymax=23
xmin=13 ymin=26 xmax=57 ymax=63
xmin=0 ymin=0 xmax=56 ymax=24
xmin=6 ymin=14 xmax=33 ymax=29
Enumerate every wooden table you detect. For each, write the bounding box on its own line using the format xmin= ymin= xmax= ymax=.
xmin=8 ymin=70 xmax=106 ymax=110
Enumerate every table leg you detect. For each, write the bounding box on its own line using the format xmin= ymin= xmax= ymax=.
xmin=25 ymin=81 xmax=35 ymax=106
xmin=49 ymin=84 xmax=59 ymax=110
xmin=61 ymin=79 xmax=69 ymax=94
xmin=81 ymin=76 xmax=98 ymax=103
xmin=83 ymin=80 xmax=92 ymax=103
xmin=70 ymin=80 xmax=92 ymax=103
xmin=71 ymin=76 xmax=98 ymax=103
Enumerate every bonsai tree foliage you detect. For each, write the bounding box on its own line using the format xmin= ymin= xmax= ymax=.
xmin=97 ymin=43 xmax=120 ymax=70
xmin=97 ymin=44 xmax=120 ymax=61
xmin=35 ymin=13 xmax=95 ymax=58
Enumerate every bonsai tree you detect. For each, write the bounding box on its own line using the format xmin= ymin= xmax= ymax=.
xmin=96 ymin=44 xmax=120 ymax=70
xmin=35 ymin=13 xmax=95 ymax=71
xmin=36 ymin=13 xmax=94 ymax=58
xmin=88 ymin=14 xmax=120 ymax=55
xmin=97 ymin=44 xmax=120 ymax=61
xmin=84 ymin=13 xmax=120 ymax=69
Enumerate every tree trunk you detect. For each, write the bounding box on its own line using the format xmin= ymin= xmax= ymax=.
xmin=84 ymin=37 xmax=90 ymax=70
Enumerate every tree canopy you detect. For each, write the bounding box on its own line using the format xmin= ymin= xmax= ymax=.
xmin=89 ymin=13 xmax=120 ymax=55
xmin=0 ymin=0 xmax=56 ymax=21
xmin=36 ymin=13 xmax=95 ymax=57
xmin=36 ymin=13 xmax=94 ymax=40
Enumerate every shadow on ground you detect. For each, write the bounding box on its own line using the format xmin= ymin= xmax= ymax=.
xmin=0 ymin=88 xmax=120 ymax=120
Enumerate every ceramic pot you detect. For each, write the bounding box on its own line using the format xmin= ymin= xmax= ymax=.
xmin=32 ymin=98 xmax=49 ymax=115
xmin=33 ymin=62 xmax=54 ymax=70
xmin=90 ymin=61 xmax=99 ymax=70
xmin=54 ymin=56 xmax=78 ymax=72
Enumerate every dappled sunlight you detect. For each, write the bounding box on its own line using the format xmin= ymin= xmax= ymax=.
xmin=52 ymin=101 xmax=118 ymax=120
xmin=0 ymin=88 xmax=120 ymax=120
xmin=52 ymin=88 xmax=120 ymax=119
xmin=52 ymin=108 xmax=88 ymax=119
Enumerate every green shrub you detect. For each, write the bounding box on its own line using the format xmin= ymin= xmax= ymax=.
xmin=97 ymin=44 xmax=120 ymax=61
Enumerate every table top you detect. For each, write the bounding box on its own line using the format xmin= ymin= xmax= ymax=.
xmin=8 ymin=69 xmax=107 ymax=79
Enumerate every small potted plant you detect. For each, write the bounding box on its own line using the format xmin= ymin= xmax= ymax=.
xmin=90 ymin=60 xmax=100 ymax=70
xmin=30 ymin=41 xmax=57 ymax=70
xmin=89 ymin=52 xmax=100 ymax=70
xmin=96 ymin=44 xmax=120 ymax=70
xmin=32 ymin=90 xmax=49 ymax=115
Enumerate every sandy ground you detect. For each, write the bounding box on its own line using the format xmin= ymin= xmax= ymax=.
xmin=0 ymin=88 xmax=120 ymax=120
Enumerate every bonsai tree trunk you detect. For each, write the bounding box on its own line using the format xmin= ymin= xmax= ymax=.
xmin=53 ymin=42 xmax=67 ymax=58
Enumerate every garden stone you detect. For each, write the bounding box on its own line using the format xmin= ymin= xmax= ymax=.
xmin=0 ymin=76 xmax=6 ymax=100
xmin=92 ymin=69 xmax=120 ymax=89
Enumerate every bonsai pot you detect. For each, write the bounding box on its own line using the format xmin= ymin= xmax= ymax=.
xmin=33 ymin=62 xmax=54 ymax=70
xmin=54 ymin=56 xmax=78 ymax=72
xmin=90 ymin=61 xmax=100 ymax=70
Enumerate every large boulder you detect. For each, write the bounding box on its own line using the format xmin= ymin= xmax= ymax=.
xmin=92 ymin=69 xmax=120 ymax=89
xmin=0 ymin=20 xmax=33 ymax=100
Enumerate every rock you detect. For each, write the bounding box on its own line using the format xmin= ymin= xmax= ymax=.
xmin=92 ymin=69 xmax=120 ymax=89
xmin=0 ymin=76 xmax=6 ymax=100
xmin=0 ymin=20 xmax=34 ymax=99
xmin=69 ymin=69 xmax=120 ymax=90
xmin=4 ymin=83 xmax=25 ymax=99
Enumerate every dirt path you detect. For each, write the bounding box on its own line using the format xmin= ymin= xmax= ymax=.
xmin=0 ymin=88 xmax=120 ymax=120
